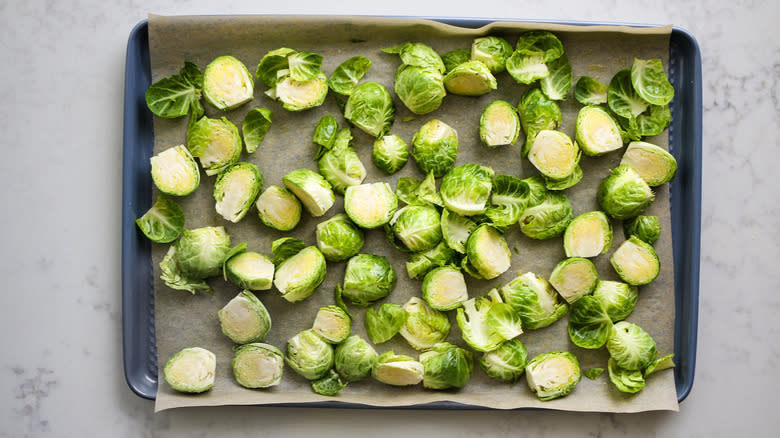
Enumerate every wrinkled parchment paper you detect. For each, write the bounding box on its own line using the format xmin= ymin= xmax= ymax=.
xmin=147 ymin=14 xmax=678 ymax=412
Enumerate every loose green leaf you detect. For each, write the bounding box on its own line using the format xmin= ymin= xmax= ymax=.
xmin=135 ymin=195 xmax=185 ymax=243
xmin=631 ymin=58 xmax=675 ymax=106
xmin=271 ymin=237 xmax=306 ymax=265
xmin=328 ymin=56 xmax=372 ymax=95
xmin=583 ymin=368 xmax=605 ymax=380
xmin=574 ymin=76 xmax=608 ymax=105
xmin=540 ymin=53 xmax=572 ymax=101
xmin=514 ymin=31 xmax=564 ymax=61
xmin=145 ymin=62 xmax=203 ymax=118
xmin=287 ymin=51 xmax=323 ymax=82
xmin=159 ymin=246 xmax=213 ymax=295
xmin=242 ymin=108 xmax=273 ymax=153
xmin=608 ymin=69 xmax=649 ymax=119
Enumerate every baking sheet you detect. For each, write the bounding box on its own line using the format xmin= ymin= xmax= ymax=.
xmin=146 ymin=14 xmax=678 ymax=412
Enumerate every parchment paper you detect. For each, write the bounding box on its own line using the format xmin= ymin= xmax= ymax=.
xmin=147 ymin=14 xmax=678 ymax=413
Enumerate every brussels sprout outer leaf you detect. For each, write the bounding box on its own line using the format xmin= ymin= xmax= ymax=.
xmin=145 ymin=61 xmax=203 ymax=118
xmin=608 ymin=358 xmax=646 ymax=393
xmin=344 ymin=81 xmax=395 ymax=137
xmin=342 ymin=254 xmax=397 ymax=307
xmin=518 ymin=191 xmax=574 ymax=240
xmin=471 ymin=36 xmax=513 ymax=74
xmin=608 ymin=69 xmax=649 ymax=119
xmin=631 ymin=58 xmax=675 ymax=106
xmin=328 ymin=56 xmax=372 ymax=95
xmin=159 ymin=246 xmax=213 ymax=295
xmin=574 ymin=76 xmax=608 ymax=105
xmin=567 ymin=296 xmax=613 ymax=349
xmin=136 ymin=195 xmax=185 ymax=243
xmin=334 ymin=335 xmax=378 ymax=382
xmin=255 ymin=47 xmax=296 ymax=87
xmin=365 ymin=303 xmax=408 ymax=344
xmin=242 ymin=108 xmax=273 ymax=153
xmin=644 ymin=353 xmax=675 ymax=378
xmin=583 ymin=367 xmax=605 ymax=380
xmin=442 ymin=49 xmax=471 ymax=73
xmin=514 ymin=31 xmax=564 ymax=61
xmin=539 ymin=53 xmax=572 ymax=101
xmin=606 ymin=321 xmax=658 ymax=371
xmin=623 ymin=215 xmax=661 ymax=245
xmin=312 ymin=115 xmax=339 ymax=157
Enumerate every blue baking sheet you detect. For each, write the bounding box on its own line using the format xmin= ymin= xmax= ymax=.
xmin=122 ymin=18 xmax=701 ymax=403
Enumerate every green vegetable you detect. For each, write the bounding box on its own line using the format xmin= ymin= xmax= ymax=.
xmin=372 ymin=134 xmax=409 ymax=174
xmin=187 ymin=116 xmax=242 ymax=176
xmin=315 ymin=214 xmax=365 ymax=262
xmin=344 ymin=182 xmax=398 ymax=229
xmin=421 ymin=266 xmax=468 ymax=311
xmin=312 ymin=305 xmax=352 ymax=344
xmin=573 ymin=76 xmax=608 ymax=105
xmin=213 ymin=162 xmax=263 ymax=223
xmin=159 ymin=246 xmax=212 ymax=295
xmin=575 ymin=106 xmax=623 ymax=156
xmin=282 ymin=168 xmax=335 ymax=217
xmin=405 ymin=241 xmax=458 ymax=280
xmin=344 ymin=81 xmax=395 ymax=137
xmin=365 ymin=303 xmax=408 ymax=344
xmin=342 ymin=254 xmax=397 ymax=306
xmin=623 ymin=215 xmax=661 ymax=245
xmin=471 ymin=36 xmax=513 ymax=74
xmin=644 ymin=353 xmax=675 ymax=378
xmin=631 ymin=58 xmax=675 ymax=106
xmin=317 ymin=141 xmax=367 ymax=195
xmin=334 ymin=335 xmax=378 ymax=382
xmin=312 ymin=115 xmax=338 ymax=157
xmin=527 ymin=130 xmax=580 ymax=184
xmin=420 ymin=342 xmax=474 ymax=389
xmin=202 ymin=55 xmax=254 ymax=111
xmin=395 ymin=173 xmax=442 ymax=207
xmin=525 ymin=351 xmax=581 ymax=401
xmin=285 ymin=329 xmax=334 ymax=380
xmin=592 ymin=280 xmax=638 ymax=323
xmin=411 ymin=119 xmax=458 ymax=177
xmin=440 ymin=164 xmax=495 ymax=217
xmin=270 ymin=237 xmax=306 ymax=265
xmin=506 ymin=50 xmax=549 ymax=84
xmin=163 ymin=347 xmax=216 ymax=393
xmin=372 ymin=351 xmax=424 ymax=386
xmin=172 ymin=226 xmax=232 ymax=280
xmin=563 ymin=211 xmax=613 ymax=258
xmin=273 ymin=246 xmax=327 ymax=302
xmin=608 ymin=69 xmax=648 ymax=119
xmin=224 ymin=251 xmax=275 ymax=291
xmin=241 ymin=108 xmax=272 ymax=153
xmin=443 ymin=61 xmax=497 ymax=96
xmin=135 ymin=195 xmax=185 ymax=243
xmin=440 ymin=209 xmax=478 ymax=254
xmin=518 ymin=191 xmax=573 ymax=240
xmin=636 ymin=104 xmax=671 ymax=137
xmin=218 ymin=290 xmax=272 ymax=344
xmin=441 ymin=48 xmax=470 ymax=73
xmin=145 ymin=61 xmax=203 ymax=118
xmin=464 ymin=224 xmax=511 ymax=280
xmin=255 ymin=185 xmax=302 ymax=231
xmin=383 ymin=42 xmax=446 ymax=72
xmin=583 ymin=367 xmax=605 ymax=380
xmin=606 ymin=321 xmax=658 ymax=371
xmin=480 ymin=100 xmax=521 ymax=148
xmin=567 ymin=295 xmax=612 ymax=349
xmin=517 ymin=88 xmax=562 ymax=156
xmin=255 ymin=47 xmax=296 ymax=87
xmin=287 ymin=51 xmax=324 ymax=81
xmin=478 ymin=338 xmax=529 ymax=383
xmin=548 ymin=257 xmax=599 ymax=304
xmin=500 ymin=272 xmax=568 ymax=330
xmin=328 ymin=56 xmax=372 ymax=95
xmin=389 ymin=205 xmax=443 ymax=252
xmin=231 ymin=343 xmax=284 ymax=388
xmin=149 ymin=145 xmax=200 ymax=196
xmin=271 ymin=71 xmax=329 ymax=111
xmin=457 ymin=291 xmax=520 ymax=352
xmin=607 ymin=357 xmax=645 ymax=393
xmin=394 ymin=64 xmax=446 ymax=115
xmin=398 ymin=297 xmax=451 ymax=350
xmin=620 ymin=141 xmax=678 ymax=187
xmin=539 ymin=53 xmax=572 ymax=101
xmin=597 ymin=164 xmax=654 ymax=220
xmin=610 ymin=236 xmax=660 ymax=286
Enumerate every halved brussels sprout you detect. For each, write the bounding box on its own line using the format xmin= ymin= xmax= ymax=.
xmin=344 ymin=81 xmax=395 ymax=137
xmin=285 ymin=329 xmax=334 ymax=380
xmin=500 ymin=272 xmax=568 ymax=330
xmin=608 ymin=69 xmax=648 ymax=119
xmin=597 ymin=164 xmax=655 ymax=220
xmin=607 ymin=357 xmax=645 ymax=394
xmin=242 ymin=108 xmax=272 ymax=153
xmin=457 ymin=293 xmax=515 ymax=352
xmin=282 ymin=168 xmax=335 ymax=217
xmin=334 ymin=335 xmax=378 ymax=382
xmin=342 ymin=254 xmax=397 ymax=306
xmin=365 ymin=303 xmax=408 ymax=344
xmin=574 ymin=76 xmax=608 ymax=105
xmin=631 ymin=58 xmax=675 ymax=106
xmin=442 ymin=48 xmax=470 ymax=73
xmin=202 ymin=55 xmax=254 ymax=111
xmin=471 ymin=36 xmax=513 ymax=74
xmin=464 ymin=224 xmax=511 ymax=280
xmin=443 ymin=61 xmax=497 ymax=96
xmin=623 ymin=215 xmax=661 ymax=245
xmin=328 ymin=56 xmax=372 ymax=96
xmin=398 ymin=297 xmax=451 ymax=350
xmin=517 ymin=88 xmax=562 ymax=156
xmin=231 ymin=343 xmax=284 ymax=389
xmin=270 ymin=237 xmax=306 ymax=265
xmin=318 ymin=142 xmax=367 ymax=195
xmin=173 ymin=226 xmax=232 ymax=279
xmin=163 ymin=347 xmax=216 ymax=393
xmin=575 ymin=106 xmax=623 ymax=156
xmin=606 ymin=321 xmax=658 ymax=371
xmin=255 ymin=47 xmax=296 ymax=87
xmin=272 ymin=71 xmax=328 ymax=111
xmin=344 ymin=182 xmax=398 ymax=229
xmin=480 ymin=100 xmax=521 ymax=147
xmin=563 ymin=211 xmax=613 ymax=258
xmin=159 ymin=246 xmax=211 ymax=295
xmin=390 ymin=205 xmax=442 ymax=252
xmin=506 ymin=51 xmax=549 ymax=84
xmin=610 ymin=236 xmax=660 ymax=286
xmin=187 ymin=116 xmax=242 ymax=176
xmin=515 ymin=30 xmax=564 ymax=60
xmin=273 ymin=246 xmax=327 ymax=302
xmin=527 ymin=130 xmax=580 ymax=181
xmin=525 ymin=351 xmax=581 ymax=401
xmin=224 ymin=251 xmax=275 ymax=291
xmin=255 ymin=185 xmax=302 ymax=231
xmin=372 ymin=351 xmax=424 ymax=386
xmin=620 ymin=141 xmax=678 ymax=187
xmin=440 ymin=164 xmax=494 ymax=217
xmin=592 ymin=280 xmax=638 ymax=323
xmin=213 ymin=162 xmax=263 ymax=223
xmin=384 ymin=42 xmax=446 ymax=72
xmin=644 ymin=353 xmax=675 ymax=378
xmin=150 ymin=145 xmax=200 ymax=196
xmin=422 ymin=266 xmax=468 ymax=311
xmin=478 ymin=338 xmax=529 ymax=384
xmin=440 ymin=209 xmax=477 ymax=254
xmin=372 ymin=135 xmax=409 ymax=174
xmin=411 ymin=119 xmax=458 ymax=177
xmin=567 ymin=295 xmax=612 ymax=349
xmin=519 ymin=191 xmax=573 ymax=240
xmin=218 ymin=290 xmax=272 ymax=344
xmin=315 ymin=214 xmax=365 ymax=262
xmin=136 ymin=195 xmax=185 ymax=243
xmin=394 ymin=65 xmax=446 ymax=115
xmin=548 ymin=257 xmax=599 ymax=303
xmin=420 ymin=342 xmax=474 ymax=389
xmin=405 ymin=241 xmax=458 ymax=280
xmin=312 ymin=305 xmax=352 ymax=344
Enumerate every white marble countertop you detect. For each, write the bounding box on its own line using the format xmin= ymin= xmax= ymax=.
xmin=0 ymin=0 xmax=777 ymax=436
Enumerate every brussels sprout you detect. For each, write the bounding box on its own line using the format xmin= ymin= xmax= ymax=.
xmin=527 ymin=130 xmax=579 ymax=182
xmin=217 ymin=290 xmax=272 ymax=344
xmin=440 ymin=164 xmax=494 ymax=217
xmin=457 ymin=292 xmax=519 ymax=352
xmin=548 ymin=257 xmax=599 ymax=304
xmin=567 ymin=295 xmax=612 ymax=349
xmin=405 ymin=241 xmax=458 ymax=280
xmin=318 ymin=142 xmax=367 ymax=195
xmin=187 ymin=116 xmax=242 ymax=176
xmin=597 ymin=164 xmax=654 ymax=220
xmin=273 ymin=71 xmax=329 ymax=111
xmin=610 ymin=236 xmax=660 ymax=286
xmin=365 ymin=303 xmax=408 ymax=344
xmin=607 ymin=357 xmax=645 ymax=394
xmin=506 ymin=50 xmax=549 ymax=85
xmin=575 ymin=106 xmax=623 ymax=157
xmin=518 ymin=191 xmax=573 ymax=240
xmin=270 ymin=237 xmax=306 ymax=265
xmin=159 ymin=246 xmax=212 ymax=294
xmin=273 ymin=246 xmax=327 ymax=302
xmin=395 ymin=173 xmax=442 ymax=208
xmin=411 ymin=119 xmax=459 ymax=177
xmin=285 ymin=51 xmax=323 ymax=82
xmin=224 ymin=251 xmax=275 ymax=291
xmin=608 ymin=69 xmax=648 ymax=119
xmin=480 ymin=101 xmax=521 ymax=148
xmin=583 ymin=367 xmax=605 ymax=380
xmin=312 ymin=305 xmax=352 ymax=344
xmin=563 ymin=211 xmax=613 ymax=258
xmin=390 ymin=205 xmax=442 ymax=252
xmin=543 ymin=164 xmax=583 ymax=191
xmin=372 ymin=351 xmax=424 ymax=386
xmin=464 ymin=224 xmax=511 ymax=280
xmin=517 ymin=88 xmax=562 ymax=156
xmin=440 ymin=209 xmax=477 ymax=254
xmin=311 ymin=369 xmax=347 ymax=396
xmin=312 ymin=115 xmax=338 ymax=155
xmin=344 ymin=81 xmax=395 ymax=137
xmin=479 ymin=338 xmax=529 ymax=383
xmin=344 ymin=182 xmax=398 ymax=229
xmin=623 ymin=215 xmax=661 ymax=245
xmin=150 ymin=145 xmax=201 ymax=196
xmin=420 ymin=342 xmax=474 ymax=389
xmin=471 ymin=36 xmax=513 ymax=74
xmin=315 ymin=214 xmax=365 ymax=262
xmin=255 ymin=185 xmax=302 ymax=231
xmin=525 ymin=351 xmax=581 ymax=401
xmin=636 ymin=104 xmax=671 ymax=137
xmin=334 ymin=335 xmax=378 ymax=382
xmin=213 ymin=162 xmax=263 ymax=223
xmin=644 ymin=353 xmax=675 ymax=378
xmin=593 ymin=280 xmax=638 ymax=323
xmin=328 ymin=56 xmax=372 ymax=95
xmin=384 ymin=42 xmax=446 ymax=72
xmin=255 ymin=47 xmax=296 ymax=87
xmin=146 ymin=61 xmax=203 ymax=119
xmin=620 ymin=141 xmax=678 ymax=187
xmin=398 ymin=297 xmax=451 ymax=350
xmin=606 ymin=321 xmax=658 ymax=371
xmin=231 ymin=343 xmax=284 ymax=389
xmin=500 ymin=272 xmax=568 ymax=330
xmin=372 ymin=135 xmax=409 ymax=174
xmin=173 ymin=226 xmax=232 ymax=279
xmin=242 ymin=108 xmax=272 ymax=153
xmin=443 ymin=61 xmax=497 ymax=96
xmin=201 ymin=56 xmax=253 ymax=111
xmin=285 ymin=329 xmax=334 ymax=380
xmin=539 ymin=53 xmax=572 ymax=101
xmin=342 ymin=254 xmax=397 ymax=306
xmin=421 ymin=266 xmax=468 ymax=311
xmin=136 ymin=195 xmax=185 ymax=243
xmin=441 ymin=48 xmax=470 ymax=73
xmin=573 ymin=76 xmax=608 ymax=105
xmin=282 ymin=168 xmax=335 ymax=217
xmin=394 ymin=64 xmax=446 ymax=115
xmin=163 ymin=347 xmax=216 ymax=393
xmin=631 ymin=58 xmax=675 ymax=106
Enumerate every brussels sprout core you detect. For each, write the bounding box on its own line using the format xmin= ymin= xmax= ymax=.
xmin=225 ymin=251 xmax=275 ymax=291
xmin=480 ymin=100 xmax=521 ymax=147
xmin=563 ymin=211 xmax=613 ymax=258
xmin=150 ymin=145 xmax=200 ymax=197
xmin=372 ymin=351 xmax=424 ymax=386
xmin=422 ymin=266 xmax=468 ymax=311
xmin=202 ymin=56 xmax=254 ymax=110
xmin=620 ymin=141 xmax=678 ymax=187
xmin=575 ymin=106 xmax=623 ymax=156
xmin=466 ymin=225 xmax=512 ymax=280
xmin=443 ymin=61 xmax=497 ymax=96
xmin=312 ymin=306 xmax=352 ymax=344
xmin=282 ymin=169 xmax=335 ymax=217
xmin=218 ymin=291 xmax=272 ymax=344
xmin=274 ymin=72 xmax=328 ymax=111
xmin=255 ymin=185 xmax=302 ymax=231
xmin=525 ymin=351 xmax=581 ymax=401
xmin=273 ymin=246 xmax=327 ymax=302
xmin=527 ymin=130 xmax=579 ymax=180
xmin=232 ymin=343 xmax=284 ymax=388
xmin=344 ymin=183 xmax=398 ymax=229
xmin=213 ymin=162 xmax=263 ymax=223
xmin=610 ymin=236 xmax=660 ymax=286
xmin=163 ymin=347 xmax=217 ymax=393
xmin=549 ymin=258 xmax=599 ymax=303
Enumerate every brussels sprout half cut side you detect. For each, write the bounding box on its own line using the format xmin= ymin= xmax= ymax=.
xmin=213 ymin=162 xmax=263 ymax=223
xmin=334 ymin=335 xmax=378 ymax=382
xmin=187 ymin=116 xmax=243 ymax=176
xmin=232 ymin=343 xmax=284 ymax=389
xmin=282 ymin=168 xmax=335 ymax=218
xmin=610 ymin=236 xmax=660 ymax=286
xmin=150 ymin=145 xmax=201 ymax=197
xmin=527 ymin=130 xmax=580 ymax=181
xmin=372 ymin=351 xmax=424 ymax=386
xmin=597 ymin=164 xmax=655 ymax=220
xmin=312 ymin=305 xmax=352 ymax=344
xmin=422 ymin=266 xmax=468 ymax=311
xmin=411 ymin=119 xmax=459 ymax=177
xmin=255 ymin=185 xmax=302 ymax=231
xmin=465 ymin=224 xmax=512 ymax=280
xmin=500 ymin=272 xmax=568 ymax=330
xmin=285 ymin=329 xmax=334 ymax=380
xmin=224 ymin=251 xmax=275 ymax=291
xmin=218 ymin=290 xmax=272 ymax=344
xmin=273 ymin=72 xmax=329 ymax=111
xmin=399 ymin=297 xmax=451 ymax=350
xmin=315 ymin=214 xmax=365 ymax=262
xmin=480 ymin=100 xmax=521 ymax=147
xmin=443 ymin=61 xmax=497 ymax=96
xmin=620 ymin=141 xmax=678 ymax=187
xmin=344 ymin=183 xmax=398 ymax=229
xmin=563 ymin=211 xmax=613 ymax=258
xmin=202 ymin=55 xmax=254 ymax=111
xmin=549 ymin=257 xmax=599 ymax=304
xmin=420 ymin=342 xmax=474 ymax=389
xmin=575 ymin=106 xmax=623 ymax=157
xmin=342 ymin=254 xmax=397 ymax=307
xmin=163 ymin=347 xmax=216 ymax=393
xmin=440 ymin=164 xmax=495 ymax=217
xmin=525 ymin=351 xmax=581 ymax=401
xmin=273 ymin=246 xmax=327 ymax=302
